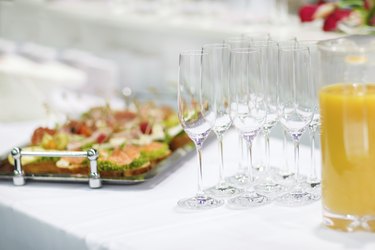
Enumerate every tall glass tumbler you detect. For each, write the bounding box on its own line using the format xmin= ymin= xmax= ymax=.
xmin=319 ymin=35 xmax=375 ymax=231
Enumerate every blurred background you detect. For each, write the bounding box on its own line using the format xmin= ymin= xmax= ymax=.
xmin=0 ymin=0 xmax=338 ymax=122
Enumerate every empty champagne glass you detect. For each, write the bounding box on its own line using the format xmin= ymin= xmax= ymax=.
xmin=202 ymin=44 xmax=242 ymax=198
xmin=273 ymin=38 xmax=299 ymax=182
xmin=227 ymin=48 xmax=270 ymax=208
xmin=250 ymin=40 xmax=287 ymax=197
xmin=177 ymin=50 xmax=224 ymax=209
xmin=298 ymin=40 xmax=321 ymax=195
xmin=225 ymin=37 xmax=253 ymax=187
xmin=276 ymin=46 xmax=318 ymax=206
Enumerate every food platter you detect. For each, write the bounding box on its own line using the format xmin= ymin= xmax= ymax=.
xmin=0 ymin=103 xmax=194 ymax=188
xmin=0 ymin=142 xmax=194 ymax=187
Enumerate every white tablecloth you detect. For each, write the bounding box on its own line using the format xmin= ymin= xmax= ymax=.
xmin=0 ymin=122 xmax=375 ymax=250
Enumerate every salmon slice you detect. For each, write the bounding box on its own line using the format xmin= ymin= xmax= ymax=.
xmin=107 ymin=146 xmax=141 ymax=166
xmin=56 ymin=157 xmax=87 ymax=169
xmin=138 ymin=142 xmax=166 ymax=152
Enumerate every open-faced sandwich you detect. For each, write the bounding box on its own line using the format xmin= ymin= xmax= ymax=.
xmin=1 ymin=103 xmax=191 ymax=179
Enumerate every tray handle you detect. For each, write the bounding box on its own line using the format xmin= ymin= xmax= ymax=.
xmin=10 ymin=147 xmax=102 ymax=189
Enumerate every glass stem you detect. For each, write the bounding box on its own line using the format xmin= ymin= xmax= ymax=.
xmin=264 ymin=128 xmax=270 ymax=173
xmin=196 ymin=146 xmax=204 ymax=196
xmin=293 ymin=139 xmax=300 ymax=181
xmin=282 ymin=130 xmax=290 ymax=175
xmin=218 ymin=134 xmax=225 ymax=185
xmin=238 ymin=132 xmax=244 ymax=170
xmin=246 ymin=140 xmax=253 ymax=182
xmin=309 ymin=126 xmax=318 ymax=182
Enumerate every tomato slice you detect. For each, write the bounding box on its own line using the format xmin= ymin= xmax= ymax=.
xmin=31 ymin=127 xmax=56 ymax=145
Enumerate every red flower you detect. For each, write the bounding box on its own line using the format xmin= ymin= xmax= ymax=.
xmin=370 ymin=14 xmax=375 ymax=26
xmin=299 ymin=4 xmax=320 ymax=22
xmin=323 ymin=8 xmax=352 ymax=31
xmin=364 ymin=0 xmax=372 ymax=10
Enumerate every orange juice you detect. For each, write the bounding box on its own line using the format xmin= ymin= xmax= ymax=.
xmin=320 ymin=83 xmax=375 ymax=231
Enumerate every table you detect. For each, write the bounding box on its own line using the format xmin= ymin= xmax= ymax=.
xmin=1 ymin=122 xmax=375 ymax=250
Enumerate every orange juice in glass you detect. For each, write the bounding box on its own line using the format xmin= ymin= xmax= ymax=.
xmin=320 ymin=83 xmax=375 ymax=232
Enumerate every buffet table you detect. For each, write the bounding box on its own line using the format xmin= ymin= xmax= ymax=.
xmin=1 ymin=122 xmax=375 ymax=250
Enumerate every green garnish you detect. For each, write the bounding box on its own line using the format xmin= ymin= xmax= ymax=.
xmin=81 ymin=142 xmax=95 ymax=151
xmin=35 ymin=157 xmax=60 ymax=163
xmin=141 ymin=143 xmax=169 ymax=161
xmin=162 ymin=114 xmax=180 ymax=128
xmin=98 ymin=153 xmax=149 ymax=171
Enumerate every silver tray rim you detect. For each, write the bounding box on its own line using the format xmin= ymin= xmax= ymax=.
xmin=0 ymin=142 xmax=194 ymax=185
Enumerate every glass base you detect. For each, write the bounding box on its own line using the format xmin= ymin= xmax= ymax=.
xmin=323 ymin=208 xmax=375 ymax=232
xmin=205 ymin=183 xmax=243 ymax=198
xmin=306 ymin=179 xmax=321 ymax=198
xmin=226 ymin=173 xmax=251 ymax=187
xmin=252 ymin=164 xmax=264 ymax=173
xmin=253 ymin=170 xmax=289 ymax=197
xmin=253 ymin=181 xmax=288 ymax=198
xmin=275 ymin=189 xmax=319 ymax=206
xmin=306 ymin=177 xmax=321 ymax=189
xmin=177 ymin=195 xmax=224 ymax=210
xmin=274 ymin=171 xmax=295 ymax=182
xmin=227 ymin=191 xmax=271 ymax=209
xmin=252 ymin=165 xmax=279 ymax=179
xmin=268 ymin=166 xmax=283 ymax=176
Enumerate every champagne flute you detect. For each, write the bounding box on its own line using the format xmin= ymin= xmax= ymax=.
xmin=298 ymin=40 xmax=321 ymax=195
xmin=250 ymin=40 xmax=287 ymax=196
xmin=177 ymin=50 xmax=224 ymax=209
xmin=224 ymin=37 xmax=253 ymax=187
xmin=227 ymin=48 xmax=271 ymax=208
xmin=203 ymin=43 xmax=242 ymax=198
xmin=274 ymin=38 xmax=299 ymax=182
xmin=275 ymin=46 xmax=318 ymax=206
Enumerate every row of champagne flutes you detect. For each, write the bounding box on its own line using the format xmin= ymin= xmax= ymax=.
xmin=177 ymin=33 xmax=321 ymax=210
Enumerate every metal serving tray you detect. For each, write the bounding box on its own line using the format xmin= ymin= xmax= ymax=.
xmin=0 ymin=143 xmax=194 ymax=188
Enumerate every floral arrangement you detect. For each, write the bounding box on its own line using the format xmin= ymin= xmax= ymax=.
xmin=299 ymin=0 xmax=375 ymax=33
